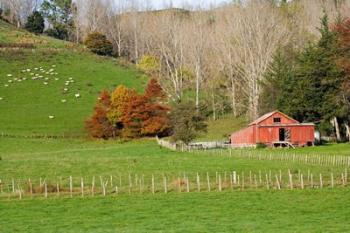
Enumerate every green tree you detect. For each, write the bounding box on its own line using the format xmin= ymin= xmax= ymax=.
xmin=271 ymin=13 xmax=344 ymax=125
xmin=85 ymin=32 xmax=113 ymax=56
xmin=41 ymin=0 xmax=73 ymax=40
xmin=259 ymin=50 xmax=294 ymax=115
xmin=170 ymin=101 xmax=207 ymax=144
xmin=25 ymin=11 xmax=45 ymax=34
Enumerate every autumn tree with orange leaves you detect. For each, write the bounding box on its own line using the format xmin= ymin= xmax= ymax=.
xmin=85 ymin=79 xmax=171 ymax=139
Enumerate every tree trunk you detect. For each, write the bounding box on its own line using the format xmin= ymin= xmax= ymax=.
xmin=231 ymin=79 xmax=237 ymax=117
xmin=195 ymin=62 xmax=200 ymax=109
xmin=332 ymin=117 xmax=341 ymax=141
xmin=345 ymin=121 xmax=350 ymax=142
xmin=212 ymin=91 xmax=216 ymax=121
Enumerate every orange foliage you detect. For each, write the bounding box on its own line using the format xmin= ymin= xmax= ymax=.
xmin=86 ymin=79 xmax=171 ymax=139
xmin=85 ymin=91 xmax=116 ymax=139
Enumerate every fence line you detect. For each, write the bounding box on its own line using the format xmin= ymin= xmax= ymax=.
xmin=0 ymin=169 xmax=348 ymax=200
xmin=192 ymin=149 xmax=350 ymax=168
xmin=0 ymin=132 xmax=84 ymax=139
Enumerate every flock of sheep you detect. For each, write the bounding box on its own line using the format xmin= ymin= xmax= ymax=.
xmin=1 ymin=65 xmax=82 ymax=119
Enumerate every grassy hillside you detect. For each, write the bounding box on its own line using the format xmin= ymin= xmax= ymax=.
xmin=198 ymin=115 xmax=247 ymax=141
xmin=0 ymin=20 xmax=145 ymax=136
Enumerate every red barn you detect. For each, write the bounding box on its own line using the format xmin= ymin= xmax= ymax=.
xmin=230 ymin=111 xmax=315 ymax=148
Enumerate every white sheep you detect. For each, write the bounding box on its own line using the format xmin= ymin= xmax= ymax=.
xmin=8 ymin=80 xmax=12 ymax=83
xmin=43 ymin=82 xmax=48 ymax=85
xmin=52 ymin=65 xmax=56 ymax=67
xmin=48 ymin=115 xmax=55 ymax=119
xmin=0 ymin=97 xmax=3 ymax=100
xmin=7 ymin=74 xmax=12 ymax=77
xmin=4 ymin=84 xmax=8 ymax=87
xmin=75 ymin=93 xmax=81 ymax=98
xmin=55 ymin=78 xmax=59 ymax=81
xmin=63 ymin=88 xmax=68 ymax=91
xmin=26 ymin=69 xmax=31 ymax=72
xmin=61 ymin=99 xmax=67 ymax=103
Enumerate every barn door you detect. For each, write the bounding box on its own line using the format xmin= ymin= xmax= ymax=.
xmin=279 ymin=128 xmax=291 ymax=141
xmin=279 ymin=128 xmax=285 ymax=141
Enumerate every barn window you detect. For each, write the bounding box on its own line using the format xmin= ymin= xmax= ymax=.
xmin=273 ymin=117 xmax=281 ymax=123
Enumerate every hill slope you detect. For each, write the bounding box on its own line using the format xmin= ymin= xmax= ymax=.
xmin=0 ymin=20 xmax=145 ymax=136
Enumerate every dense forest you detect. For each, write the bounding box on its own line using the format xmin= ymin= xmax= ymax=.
xmin=1 ymin=0 xmax=349 ymax=141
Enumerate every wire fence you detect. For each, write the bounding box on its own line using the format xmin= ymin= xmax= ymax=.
xmin=0 ymin=169 xmax=348 ymax=200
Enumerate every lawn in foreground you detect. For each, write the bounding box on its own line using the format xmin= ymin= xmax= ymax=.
xmin=0 ymin=189 xmax=349 ymax=233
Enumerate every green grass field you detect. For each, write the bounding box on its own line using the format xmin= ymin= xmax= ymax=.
xmin=0 ymin=20 xmax=145 ymax=136
xmin=1 ymin=19 xmax=350 ymax=232
xmin=1 ymin=189 xmax=350 ymax=233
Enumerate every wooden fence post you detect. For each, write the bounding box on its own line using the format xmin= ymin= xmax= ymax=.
xmin=151 ymin=174 xmax=155 ymax=194
xmin=331 ymin=173 xmax=334 ymax=188
xmin=301 ymin=174 xmax=304 ymax=190
xmin=91 ymin=176 xmax=95 ymax=197
xmin=70 ymin=176 xmax=73 ymax=197
xmin=44 ymin=182 xmax=47 ymax=198
xmin=207 ymin=172 xmax=211 ymax=192
xmin=310 ymin=174 xmax=313 ymax=188
xmin=242 ymin=172 xmax=245 ymax=190
xmin=29 ymin=178 xmax=33 ymax=197
xmin=186 ymin=177 xmax=190 ymax=192
xmin=218 ymin=174 xmax=222 ymax=192
xmin=197 ymin=173 xmax=200 ymax=192
xmin=56 ymin=180 xmax=60 ymax=197
xmin=265 ymin=174 xmax=269 ymax=190
xmin=319 ymin=174 xmax=323 ymax=189
xmin=289 ymin=173 xmax=293 ymax=190
xmin=12 ymin=178 xmax=15 ymax=193
xmin=163 ymin=175 xmax=167 ymax=194
xmin=254 ymin=174 xmax=257 ymax=189
xmin=275 ymin=175 xmax=281 ymax=190
xmin=81 ymin=177 xmax=84 ymax=197
xmin=128 ymin=174 xmax=132 ymax=194
xmin=18 ymin=185 xmax=22 ymax=200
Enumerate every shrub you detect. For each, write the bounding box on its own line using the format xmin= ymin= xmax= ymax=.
xmin=45 ymin=24 xmax=68 ymax=40
xmin=256 ymin=143 xmax=267 ymax=149
xmin=85 ymin=32 xmax=113 ymax=56
xmin=137 ymin=55 xmax=160 ymax=75
xmin=25 ymin=11 xmax=45 ymax=34
xmin=170 ymin=101 xmax=207 ymax=144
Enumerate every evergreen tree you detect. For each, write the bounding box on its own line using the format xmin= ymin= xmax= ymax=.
xmin=259 ymin=50 xmax=294 ymax=115
xmin=276 ymin=13 xmax=343 ymax=124
xmin=25 ymin=11 xmax=45 ymax=34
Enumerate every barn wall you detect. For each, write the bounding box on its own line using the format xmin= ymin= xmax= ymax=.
xmin=257 ymin=127 xmax=279 ymax=143
xmin=290 ymin=125 xmax=315 ymax=145
xmin=258 ymin=125 xmax=314 ymax=145
xmin=258 ymin=112 xmax=298 ymax=126
xmin=231 ymin=126 xmax=256 ymax=145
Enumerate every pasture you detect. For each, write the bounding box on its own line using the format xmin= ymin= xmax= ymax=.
xmin=1 ymin=19 xmax=350 ymax=233
xmin=0 ymin=138 xmax=350 ymax=232
xmin=0 ymin=20 xmax=145 ymax=136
